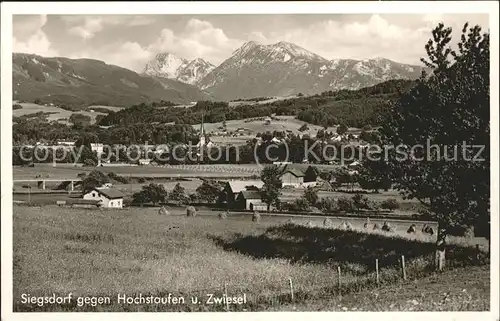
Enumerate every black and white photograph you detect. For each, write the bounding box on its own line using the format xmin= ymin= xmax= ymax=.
xmin=1 ymin=1 xmax=498 ymax=319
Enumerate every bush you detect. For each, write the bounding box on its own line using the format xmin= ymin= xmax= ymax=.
xmin=463 ymin=226 xmax=475 ymax=238
xmin=186 ymin=206 xmax=197 ymax=217
xmin=323 ymin=218 xmax=332 ymax=227
xmin=380 ymin=198 xmax=400 ymax=210
xmin=218 ymin=211 xmax=228 ymax=220
xmin=83 ymin=159 xmax=96 ymax=167
xmin=138 ymin=177 xmax=146 ymax=183
xmin=337 ymin=197 xmax=355 ymax=212
xmin=352 ymin=193 xmax=372 ymax=210
xmin=317 ymin=197 xmax=336 ymax=213
xmin=13 ymin=103 xmax=23 ymax=110
xmin=107 ymin=172 xmax=130 ymax=184
xmin=252 ymin=211 xmax=261 ymax=222
xmin=285 ymin=198 xmax=310 ymax=212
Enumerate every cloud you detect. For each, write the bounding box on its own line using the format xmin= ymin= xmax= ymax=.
xmin=13 ymin=14 xmax=489 ymax=73
xmin=247 ymin=31 xmax=268 ymax=43
xmin=67 ymin=17 xmax=104 ymax=40
xmin=146 ymin=18 xmax=243 ymax=65
xmin=62 ymin=15 xmax=156 ymax=40
xmin=261 ymin=14 xmax=487 ymax=65
xmin=106 ymin=42 xmax=152 ymax=71
xmin=13 ymin=15 xmax=59 ymax=57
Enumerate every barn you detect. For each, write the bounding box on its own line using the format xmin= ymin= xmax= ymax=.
xmin=277 ymin=164 xmax=319 ymax=188
xmin=236 ymin=190 xmax=266 ymax=211
xmin=218 ymin=180 xmax=264 ymax=207
xmin=83 ymin=187 xmax=125 ymax=208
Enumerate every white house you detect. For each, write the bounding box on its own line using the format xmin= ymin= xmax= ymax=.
xmin=138 ymin=158 xmax=151 ymax=165
xmin=83 ymin=187 xmax=125 ymax=208
xmin=90 ymin=143 xmax=104 ymax=154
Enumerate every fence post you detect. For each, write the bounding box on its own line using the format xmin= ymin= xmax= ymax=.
xmin=224 ymin=282 xmax=230 ymax=312
xmin=375 ymin=258 xmax=380 ymax=285
xmin=289 ymin=278 xmax=294 ymax=303
xmin=337 ymin=266 xmax=342 ymax=291
xmin=401 ymin=255 xmax=407 ymax=280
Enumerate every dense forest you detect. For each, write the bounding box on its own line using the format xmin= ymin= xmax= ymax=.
xmin=13 ymin=79 xmax=415 ymax=147
xmin=98 ymin=79 xmax=416 ymax=128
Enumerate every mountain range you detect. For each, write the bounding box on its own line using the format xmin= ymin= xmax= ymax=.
xmin=12 ymin=40 xmax=425 ymax=106
xmin=141 ymin=41 xmax=424 ymax=101
xmin=12 ymin=53 xmax=213 ymax=108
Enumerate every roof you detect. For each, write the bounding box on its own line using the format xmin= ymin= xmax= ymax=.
xmin=282 ymin=167 xmax=305 ymax=177
xmin=276 ymin=164 xmax=308 ymax=177
xmin=226 ymin=180 xmax=264 ymax=193
xmin=93 ymin=187 xmax=125 ymax=199
xmin=239 ymin=190 xmax=262 ymax=200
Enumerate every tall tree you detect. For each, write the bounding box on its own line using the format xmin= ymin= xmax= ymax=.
xmin=133 ymin=183 xmax=168 ymax=205
xmin=303 ymin=186 xmax=319 ymax=207
xmin=260 ymin=165 xmax=283 ymax=211
xmin=196 ymin=180 xmax=222 ymax=203
xmin=337 ymin=124 xmax=348 ymax=135
xmin=377 ymin=23 xmax=489 ymax=270
xmin=169 ymin=183 xmax=188 ymax=204
xmin=81 ymin=170 xmax=110 ymax=193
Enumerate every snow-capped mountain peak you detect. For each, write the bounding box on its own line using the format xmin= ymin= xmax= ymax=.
xmin=270 ymin=41 xmax=326 ymax=61
xmin=197 ymin=40 xmax=425 ymax=100
xmin=142 ymin=53 xmax=214 ymax=85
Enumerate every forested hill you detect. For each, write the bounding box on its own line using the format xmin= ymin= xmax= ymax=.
xmin=98 ymin=79 xmax=416 ymax=128
xmin=13 ymin=53 xmax=213 ymax=108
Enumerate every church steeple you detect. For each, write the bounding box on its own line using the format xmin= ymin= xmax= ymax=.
xmin=199 ymin=113 xmax=206 ymax=147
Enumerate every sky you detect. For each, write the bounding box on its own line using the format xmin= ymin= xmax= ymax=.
xmin=12 ymin=14 xmax=489 ymax=72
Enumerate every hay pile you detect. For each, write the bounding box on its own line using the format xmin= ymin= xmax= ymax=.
xmin=339 ymin=221 xmax=353 ymax=230
xmin=382 ymin=221 xmax=395 ymax=232
xmin=186 ymin=206 xmax=197 ymax=217
xmin=218 ymin=211 xmax=228 ymax=220
xmin=363 ymin=217 xmax=371 ymax=229
xmin=407 ymin=224 xmax=417 ymax=234
xmin=252 ymin=211 xmax=261 ymax=222
xmin=422 ymin=224 xmax=435 ymax=235
xmin=158 ymin=206 xmax=170 ymax=216
xmin=323 ymin=218 xmax=332 ymax=227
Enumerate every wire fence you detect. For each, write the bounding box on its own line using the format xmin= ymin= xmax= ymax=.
xmin=147 ymin=252 xmax=486 ymax=312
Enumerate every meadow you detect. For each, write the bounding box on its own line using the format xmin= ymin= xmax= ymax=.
xmin=13 ymin=103 xmax=107 ymax=124
xmin=192 ymin=115 xmax=359 ymax=136
xmin=13 ymin=163 xmax=261 ymax=180
xmin=13 ymin=205 xmax=489 ymax=312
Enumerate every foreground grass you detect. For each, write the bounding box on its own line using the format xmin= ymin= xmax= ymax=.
xmin=271 ymin=265 xmax=490 ymax=311
xmin=13 ymin=205 xmax=489 ymax=312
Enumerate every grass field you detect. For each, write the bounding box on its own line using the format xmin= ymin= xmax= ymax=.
xmin=193 ymin=116 xmax=355 ymax=137
xmin=13 ymin=164 xmax=262 ymax=180
xmin=13 ymin=103 xmax=106 ymax=124
xmin=271 ymin=265 xmax=490 ymax=311
xmin=13 ymin=205 xmax=489 ymax=312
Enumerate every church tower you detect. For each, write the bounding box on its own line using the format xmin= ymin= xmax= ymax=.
xmin=198 ymin=113 xmax=206 ymax=147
